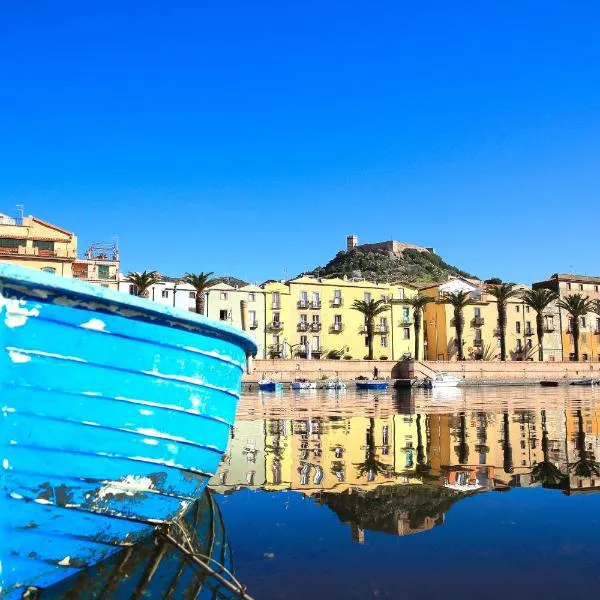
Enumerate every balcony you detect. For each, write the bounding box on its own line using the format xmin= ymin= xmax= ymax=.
xmin=249 ymin=321 xmax=259 ymax=329
xmin=297 ymin=299 xmax=310 ymax=309
xmin=269 ymin=321 xmax=284 ymax=331
xmin=331 ymin=297 xmax=343 ymax=307
xmin=310 ymin=301 xmax=322 ymax=309
xmin=298 ymin=322 xmax=310 ymax=332
xmin=310 ymin=322 xmax=322 ymax=332
xmin=268 ymin=345 xmax=283 ymax=358
xmin=399 ymin=318 xmax=413 ymax=326
xmin=330 ymin=323 xmax=344 ymax=333
xmin=543 ymin=325 xmax=555 ymax=333
xmin=473 ymin=339 xmax=483 ymax=348
xmin=375 ymin=325 xmax=390 ymax=334
xmin=271 ymin=303 xmax=281 ymax=310
xmin=359 ymin=325 xmax=369 ymax=334
xmin=471 ymin=316 xmax=485 ymax=327
xmin=524 ymin=329 xmax=534 ymax=336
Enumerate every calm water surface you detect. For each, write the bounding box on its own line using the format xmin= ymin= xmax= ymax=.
xmin=209 ymin=387 xmax=600 ymax=599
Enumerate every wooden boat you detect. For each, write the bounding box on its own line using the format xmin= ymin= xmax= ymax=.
xmin=258 ymin=380 xmax=282 ymax=393
xmin=540 ymin=381 xmax=559 ymax=387
xmin=423 ymin=373 xmax=461 ymax=389
xmin=355 ymin=380 xmax=389 ymax=391
xmin=570 ymin=378 xmax=597 ymax=386
xmin=322 ymin=377 xmax=347 ymax=390
xmin=38 ymin=489 xmax=247 ymax=599
xmin=0 ymin=264 xmax=256 ymax=598
xmin=290 ymin=378 xmax=317 ymax=390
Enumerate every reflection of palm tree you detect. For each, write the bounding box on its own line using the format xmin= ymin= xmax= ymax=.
xmin=454 ymin=412 xmax=469 ymax=465
xmin=571 ymin=410 xmax=600 ymax=478
xmin=531 ymin=409 xmax=565 ymax=488
xmin=502 ymin=412 xmax=514 ymax=474
xmin=354 ymin=418 xmax=394 ymax=480
xmin=416 ymin=414 xmax=427 ymax=468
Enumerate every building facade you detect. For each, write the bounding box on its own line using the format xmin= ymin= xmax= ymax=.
xmin=72 ymin=242 xmax=120 ymax=290
xmin=261 ymin=276 xmax=422 ymax=361
xmin=422 ymin=277 xmax=563 ymax=361
xmin=533 ymin=274 xmax=600 ymax=362
xmin=0 ymin=213 xmax=77 ymax=276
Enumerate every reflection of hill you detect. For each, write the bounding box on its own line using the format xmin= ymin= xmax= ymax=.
xmin=317 ymin=484 xmax=468 ymax=538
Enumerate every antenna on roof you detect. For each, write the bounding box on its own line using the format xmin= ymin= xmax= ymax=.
xmin=15 ymin=204 xmax=24 ymax=221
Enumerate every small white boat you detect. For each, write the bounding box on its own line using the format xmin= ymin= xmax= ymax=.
xmin=290 ymin=379 xmax=317 ymax=391
xmin=424 ymin=372 xmax=461 ymax=389
xmin=570 ymin=378 xmax=597 ymax=387
xmin=322 ymin=378 xmax=346 ymax=390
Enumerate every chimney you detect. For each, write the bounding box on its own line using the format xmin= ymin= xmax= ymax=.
xmin=347 ymin=235 xmax=358 ymax=252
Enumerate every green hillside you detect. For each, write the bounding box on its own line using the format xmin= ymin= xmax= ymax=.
xmin=306 ymin=247 xmax=475 ymax=284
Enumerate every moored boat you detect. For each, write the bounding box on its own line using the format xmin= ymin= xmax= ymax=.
xmin=290 ymin=378 xmax=317 ymax=390
xmin=0 ymin=264 xmax=256 ymax=598
xmin=570 ymin=378 xmax=597 ymax=386
xmin=258 ymin=380 xmax=282 ymax=393
xmin=540 ymin=381 xmax=560 ymax=387
xmin=423 ymin=373 xmax=461 ymax=389
xmin=322 ymin=377 xmax=347 ymax=390
xmin=355 ymin=380 xmax=389 ymax=391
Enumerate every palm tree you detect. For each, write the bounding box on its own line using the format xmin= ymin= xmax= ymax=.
xmin=502 ymin=412 xmax=513 ymax=474
xmin=571 ymin=410 xmax=600 ymax=478
xmin=351 ymin=299 xmax=390 ymax=360
xmin=487 ymin=283 xmax=520 ymax=361
xmin=125 ymin=270 xmax=160 ymax=298
xmin=354 ymin=418 xmax=394 ymax=481
xmin=522 ymin=289 xmax=559 ymax=361
xmin=454 ymin=412 xmax=469 ymax=465
xmin=557 ymin=294 xmax=593 ymax=361
xmin=592 ymin=300 xmax=600 ymax=320
xmin=183 ymin=272 xmax=217 ymax=315
xmin=443 ymin=291 xmax=473 ymax=361
xmin=531 ymin=409 xmax=565 ymax=488
xmin=407 ymin=295 xmax=433 ymax=361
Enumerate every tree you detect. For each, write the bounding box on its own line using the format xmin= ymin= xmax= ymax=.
xmin=354 ymin=418 xmax=394 ymax=481
xmin=592 ymin=299 xmax=600 ymax=319
xmin=502 ymin=412 xmax=513 ymax=474
xmin=407 ymin=295 xmax=433 ymax=361
xmin=522 ymin=289 xmax=559 ymax=361
xmin=442 ymin=291 xmax=473 ymax=360
xmin=570 ymin=410 xmax=600 ymax=478
xmin=557 ymin=294 xmax=593 ymax=361
xmin=183 ymin=272 xmax=217 ymax=315
xmin=531 ymin=409 xmax=565 ymax=488
xmin=351 ymin=299 xmax=390 ymax=360
xmin=487 ymin=283 xmax=520 ymax=361
xmin=125 ymin=270 xmax=160 ymax=298
xmin=454 ymin=412 xmax=469 ymax=465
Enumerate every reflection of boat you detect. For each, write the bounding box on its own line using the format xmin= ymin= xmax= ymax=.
xmin=258 ymin=380 xmax=282 ymax=392
xmin=356 ymin=380 xmax=389 ymax=391
xmin=41 ymin=490 xmax=248 ymax=599
xmin=291 ymin=379 xmax=317 ymax=390
xmin=424 ymin=373 xmax=461 ymax=389
xmin=0 ymin=264 xmax=256 ymax=598
xmin=570 ymin=378 xmax=597 ymax=387
xmin=322 ymin=378 xmax=347 ymax=390
xmin=540 ymin=381 xmax=559 ymax=387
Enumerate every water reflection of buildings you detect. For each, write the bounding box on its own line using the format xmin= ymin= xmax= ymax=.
xmin=209 ymin=404 xmax=600 ymax=539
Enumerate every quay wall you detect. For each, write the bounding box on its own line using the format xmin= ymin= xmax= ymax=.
xmin=244 ymin=359 xmax=600 ymax=384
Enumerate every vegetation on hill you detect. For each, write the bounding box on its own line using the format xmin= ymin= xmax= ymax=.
xmin=306 ymin=247 xmax=475 ymax=284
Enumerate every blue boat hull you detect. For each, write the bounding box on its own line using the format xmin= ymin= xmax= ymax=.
xmin=355 ymin=381 xmax=389 ymax=391
xmin=0 ymin=265 xmax=256 ymax=598
xmin=258 ymin=382 xmax=282 ymax=393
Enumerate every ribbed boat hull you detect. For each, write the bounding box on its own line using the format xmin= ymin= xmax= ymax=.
xmin=0 ymin=266 xmax=255 ymax=598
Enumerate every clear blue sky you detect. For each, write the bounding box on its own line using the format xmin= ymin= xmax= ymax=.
xmin=2 ymin=1 xmax=599 ymax=283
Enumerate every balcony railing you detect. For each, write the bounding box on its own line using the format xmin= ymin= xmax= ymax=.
xmin=473 ymin=339 xmax=483 ymax=347
xmin=375 ymin=325 xmax=390 ymax=334
xmin=298 ymin=322 xmax=310 ymax=332
xmin=543 ymin=325 xmax=555 ymax=333
xmin=269 ymin=321 xmax=284 ymax=331
xmin=330 ymin=323 xmax=344 ymax=333
xmin=399 ymin=318 xmax=413 ymax=326
xmin=471 ymin=316 xmax=485 ymax=327
xmin=524 ymin=329 xmax=534 ymax=336
xmin=359 ymin=325 xmax=368 ymax=334
xmin=249 ymin=321 xmax=259 ymax=329
xmin=310 ymin=322 xmax=322 ymax=332
xmin=331 ymin=297 xmax=343 ymax=307
xmin=271 ymin=303 xmax=281 ymax=310
xmin=310 ymin=301 xmax=322 ymax=309
xmin=298 ymin=299 xmax=310 ymax=309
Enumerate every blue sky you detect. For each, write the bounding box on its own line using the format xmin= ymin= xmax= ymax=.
xmin=1 ymin=1 xmax=599 ymax=283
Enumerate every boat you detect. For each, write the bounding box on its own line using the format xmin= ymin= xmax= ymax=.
xmin=570 ymin=378 xmax=597 ymax=386
xmin=290 ymin=378 xmax=317 ymax=390
xmin=423 ymin=373 xmax=461 ymax=389
xmin=355 ymin=379 xmax=389 ymax=391
xmin=39 ymin=489 xmax=248 ymax=599
xmin=258 ymin=379 xmax=282 ymax=393
xmin=0 ymin=264 xmax=256 ymax=598
xmin=322 ymin=377 xmax=347 ymax=390
xmin=540 ymin=381 xmax=560 ymax=387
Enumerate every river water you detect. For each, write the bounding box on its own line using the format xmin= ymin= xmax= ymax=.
xmin=208 ymin=386 xmax=600 ymax=599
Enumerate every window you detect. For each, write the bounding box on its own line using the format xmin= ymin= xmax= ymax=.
xmin=219 ymin=309 xmax=228 ymax=321
xmin=515 ymin=305 xmax=520 ymax=313
xmin=312 ymin=314 xmax=320 ymax=323
xmin=474 ymin=329 xmax=482 ymax=341
xmin=526 ymin=321 xmax=532 ymax=333
xmin=333 ymin=289 xmax=342 ymax=304
xmin=403 ymin=328 xmax=410 ymax=340
xmin=312 ymin=292 xmax=320 ymax=304
xmin=300 ymin=314 xmax=308 ymax=323
xmin=397 ymin=288 xmax=405 ymax=300
xmin=272 ymin=334 xmax=280 ymax=346
xmin=567 ymin=283 xmax=572 ymax=290
xmin=189 ymin=291 xmax=196 ymax=299
xmin=516 ymin=339 xmax=522 ymax=351
xmin=380 ymin=317 xmax=388 ymax=330
xmin=595 ymin=285 xmax=599 ymax=293
xmin=273 ymin=312 xmax=280 ymax=323
xmin=581 ymin=317 xmax=586 ymax=328
xmin=402 ymin=307 xmax=410 ymax=323
xmin=516 ymin=322 xmax=521 ymax=333
xmin=569 ymin=318 xmax=575 ymax=332
xmin=300 ymin=335 xmax=308 ymax=345
xmin=364 ymin=292 xmax=372 ymax=302
xmin=364 ymin=336 xmax=369 ymax=346
xmin=0 ymin=237 xmax=25 ymax=249
xmin=312 ymin=336 xmax=320 ymax=349
xmin=41 ymin=267 xmax=56 ymax=274
xmin=474 ymin=307 xmax=481 ymax=317
xmin=97 ymin=264 xmax=110 ymax=279
xmin=129 ymin=284 xmax=137 ymax=295
xmin=248 ymin=292 xmax=256 ymax=302
xmin=272 ymin=292 xmax=281 ymax=308
xmin=381 ymin=336 xmax=388 ymax=348
xmin=579 ymin=284 xmax=584 ymax=291
xmin=525 ymin=305 xmax=530 ymax=313
xmin=220 ymin=291 xmax=228 ymax=300
xmin=162 ymin=290 xmax=169 ymax=298
xmin=526 ymin=339 xmax=533 ymax=349
xmin=596 ymin=318 xmax=600 ymax=333
xmin=33 ymin=240 xmax=54 ymax=252
xmin=334 ymin=314 xmax=342 ymax=328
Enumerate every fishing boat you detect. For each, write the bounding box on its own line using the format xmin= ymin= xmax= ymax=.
xmin=0 ymin=264 xmax=256 ymax=599
xmin=321 ymin=377 xmax=347 ymax=390
xmin=423 ymin=373 xmax=461 ymax=389
xmin=258 ymin=379 xmax=282 ymax=393
xmin=570 ymin=378 xmax=597 ymax=386
xmin=540 ymin=380 xmax=560 ymax=387
xmin=355 ymin=379 xmax=389 ymax=391
xmin=40 ymin=489 xmax=249 ymax=599
xmin=290 ymin=378 xmax=317 ymax=391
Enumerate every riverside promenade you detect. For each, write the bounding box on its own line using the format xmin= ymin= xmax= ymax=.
xmin=244 ymin=358 xmax=600 ymax=386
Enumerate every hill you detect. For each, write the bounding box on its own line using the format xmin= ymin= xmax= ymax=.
xmin=306 ymin=246 xmax=475 ymax=284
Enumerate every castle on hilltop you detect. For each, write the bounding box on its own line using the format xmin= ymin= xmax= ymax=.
xmin=346 ymin=234 xmax=435 ymax=256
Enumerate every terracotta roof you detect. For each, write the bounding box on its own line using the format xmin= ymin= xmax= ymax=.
xmin=32 ymin=217 xmax=74 ymax=237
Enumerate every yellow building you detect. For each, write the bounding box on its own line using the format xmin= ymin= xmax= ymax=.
xmin=72 ymin=242 xmax=120 ymax=289
xmin=422 ymin=277 xmax=562 ymax=361
xmin=0 ymin=212 xmax=77 ymax=276
xmin=533 ymin=273 xmax=600 ymax=362
xmin=261 ymin=276 xmax=422 ymax=361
